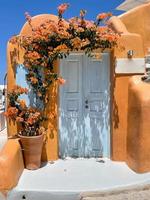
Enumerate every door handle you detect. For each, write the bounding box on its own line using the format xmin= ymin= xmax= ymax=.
xmin=85 ymin=99 xmax=89 ymax=109
xmin=85 ymin=100 xmax=88 ymax=104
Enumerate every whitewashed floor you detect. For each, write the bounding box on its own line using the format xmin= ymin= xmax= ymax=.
xmin=7 ymin=158 xmax=150 ymax=200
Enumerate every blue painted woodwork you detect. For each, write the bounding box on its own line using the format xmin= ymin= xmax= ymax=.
xmin=59 ymin=53 xmax=110 ymax=158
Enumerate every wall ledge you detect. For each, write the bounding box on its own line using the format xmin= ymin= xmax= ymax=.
xmin=116 ymin=58 xmax=145 ymax=74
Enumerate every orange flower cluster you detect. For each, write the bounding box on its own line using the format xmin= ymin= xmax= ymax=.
xmin=27 ymin=111 xmax=41 ymax=125
xmin=4 ymin=107 xmax=18 ymax=118
xmin=33 ymin=20 xmax=59 ymax=41
xmin=54 ymin=44 xmax=68 ymax=53
xmin=69 ymin=17 xmax=95 ymax=31
xmin=30 ymin=77 xmax=38 ymax=84
xmin=17 ymin=99 xmax=27 ymax=109
xmin=11 ymin=85 xmax=28 ymax=95
xmin=57 ymin=3 xmax=69 ymax=15
xmin=85 ymin=20 xmax=95 ymax=29
xmin=57 ymin=77 xmax=66 ymax=85
xmin=16 ymin=117 xmax=24 ymax=122
xmin=71 ymin=37 xmax=82 ymax=49
xmin=9 ymin=35 xmax=19 ymax=44
xmin=96 ymin=26 xmax=119 ymax=44
xmin=97 ymin=12 xmax=112 ymax=20
xmin=103 ymin=33 xmax=119 ymax=42
xmin=25 ymin=51 xmax=41 ymax=60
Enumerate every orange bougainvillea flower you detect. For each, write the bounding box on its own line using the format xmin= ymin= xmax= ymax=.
xmin=57 ymin=3 xmax=69 ymax=15
xmin=103 ymin=33 xmax=119 ymax=42
xmin=16 ymin=117 xmax=24 ymax=122
xmin=30 ymin=77 xmax=38 ymax=84
xmin=9 ymin=35 xmax=19 ymax=44
xmin=4 ymin=107 xmax=18 ymax=118
xmin=26 ymin=111 xmax=41 ymax=125
xmin=57 ymin=77 xmax=66 ymax=85
xmin=12 ymin=85 xmax=28 ymax=95
xmin=25 ymin=51 xmax=41 ymax=60
xmin=85 ymin=20 xmax=95 ymax=29
xmin=18 ymin=99 xmax=27 ymax=109
xmin=97 ymin=12 xmax=112 ymax=20
xmin=54 ymin=44 xmax=68 ymax=52
xmin=27 ymin=117 xmax=34 ymax=125
xmin=71 ymin=37 xmax=81 ymax=49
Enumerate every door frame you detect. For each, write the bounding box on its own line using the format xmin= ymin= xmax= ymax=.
xmin=58 ymin=50 xmax=114 ymax=158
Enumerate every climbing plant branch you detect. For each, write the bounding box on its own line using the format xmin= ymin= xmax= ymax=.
xmin=6 ymin=3 xmax=119 ymax=136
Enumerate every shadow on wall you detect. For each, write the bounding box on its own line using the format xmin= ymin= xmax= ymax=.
xmin=113 ymin=96 xmax=119 ymax=129
xmin=9 ymin=47 xmax=18 ymax=81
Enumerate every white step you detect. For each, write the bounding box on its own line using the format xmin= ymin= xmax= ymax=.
xmin=7 ymin=158 xmax=150 ymax=200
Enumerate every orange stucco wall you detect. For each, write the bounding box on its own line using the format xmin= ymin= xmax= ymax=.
xmin=0 ymin=139 xmax=24 ymax=190
xmin=119 ymin=2 xmax=150 ymax=54
xmin=127 ymin=76 xmax=150 ymax=173
xmin=115 ymin=4 xmax=150 ymax=172
xmin=112 ymin=75 xmax=129 ymax=160
xmin=109 ymin=16 xmax=145 ymax=161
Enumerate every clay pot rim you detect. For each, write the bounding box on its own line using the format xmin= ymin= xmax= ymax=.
xmin=18 ymin=134 xmax=43 ymax=139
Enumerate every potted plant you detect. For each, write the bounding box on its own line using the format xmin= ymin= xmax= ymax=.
xmin=5 ymin=85 xmax=45 ymax=170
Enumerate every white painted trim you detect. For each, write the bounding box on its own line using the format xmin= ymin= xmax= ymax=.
xmin=116 ymin=58 xmax=145 ymax=74
xmin=116 ymin=0 xmax=150 ymax=11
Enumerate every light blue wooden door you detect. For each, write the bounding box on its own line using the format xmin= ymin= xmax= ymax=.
xmin=59 ymin=53 xmax=110 ymax=158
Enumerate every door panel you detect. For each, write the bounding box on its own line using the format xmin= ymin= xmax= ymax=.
xmin=59 ymin=55 xmax=84 ymax=158
xmin=83 ymin=54 xmax=110 ymax=157
xmin=59 ymin=53 xmax=110 ymax=158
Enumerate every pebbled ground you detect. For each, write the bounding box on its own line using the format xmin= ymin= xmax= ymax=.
xmin=81 ymin=184 xmax=150 ymax=200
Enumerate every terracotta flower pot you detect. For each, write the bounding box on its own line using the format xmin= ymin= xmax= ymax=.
xmin=19 ymin=134 xmax=44 ymax=170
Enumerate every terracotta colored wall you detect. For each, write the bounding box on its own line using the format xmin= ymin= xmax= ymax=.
xmin=109 ymin=5 xmax=150 ymax=173
xmin=111 ymin=75 xmax=129 ymax=160
xmin=7 ymin=42 xmax=18 ymax=136
xmin=41 ymin=60 xmax=59 ymax=161
xmin=0 ymin=139 xmax=24 ymax=190
xmin=109 ymin=16 xmax=145 ymax=161
xmin=119 ymin=2 xmax=150 ymax=53
xmin=127 ymin=76 xmax=150 ymax=173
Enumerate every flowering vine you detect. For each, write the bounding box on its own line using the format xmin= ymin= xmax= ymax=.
xmin=6 ymin=3 xmax=119 ymax=136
